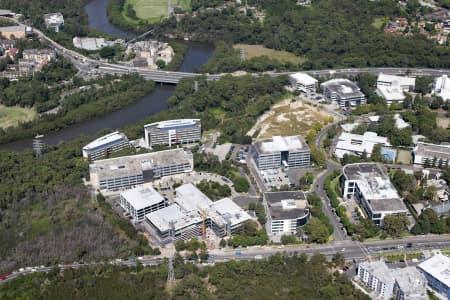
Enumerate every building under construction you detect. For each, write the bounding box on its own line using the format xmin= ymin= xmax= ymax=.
xmin=145 ymin=183 xmax=252 ymax=244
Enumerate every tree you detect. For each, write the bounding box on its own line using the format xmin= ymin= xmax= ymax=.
xmin=382 ymin=214 xmax=410 ymax=238
xmin=332 ymin=252 xmax=345 ymax=268
xmin=156 ymin=59 xmax=166 ymax=69
xmin=280 ymin=234 xmax=297 ymax=245
xmin=299 ymin=172 xmax=314 ymax=190
xmin=234 ymin=176 xmax=249 ymax=192
xmin=304 ymin=217 xmax=330 ymax=244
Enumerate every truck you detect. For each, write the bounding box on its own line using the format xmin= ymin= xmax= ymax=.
xmin=254 ymin=255 xmax=263 ymax=260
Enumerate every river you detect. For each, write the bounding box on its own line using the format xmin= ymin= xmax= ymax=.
xmin=1 ymin=0 xmax=213 ymax=150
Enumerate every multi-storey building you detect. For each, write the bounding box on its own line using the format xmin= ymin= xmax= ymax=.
xmin=434 ymin=75 xmax=450 ymax=101
xmin=417 ymin=254 xmax=450 ymax=300
xmin=289 ymin=72 xmax=318 ymax=93
xmin=252 ymin=136 xmax=310 ymax=170
xmin=334 ymin=131 xmax=390 ymax=159
xmin=341 ymin=163 xmax=408 ymax=225
xmin=263 ymin=191 xmax=309 ymax=242
xmin=82 ymin=131 xmax=130 ymax=161
xmin=144 ymin=119 xmax=201 ymax=148
xmin=22 ymin=49 xmax=56 ymax=63
xmin=392 ymin=267 xmax=428 ymax=300
xmin=44 ymin=13 xmax=64 ymax=32
xmin=120 ymin=186 xmax=166 ymax=223
xmin=89 ymin=149 xmax=193 ymax=191
xmin=413 ymin=142 xmax=450 ymax=168
xmin=321 ymin=79 xmax=366 ymax=108
xmin=376 ymin=73 xmax=415 ymax=92
xmin=358 ymin=261 xmax=395 ymax=299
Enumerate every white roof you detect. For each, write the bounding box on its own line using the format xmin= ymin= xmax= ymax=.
xmin=210 ymin=198 xmax=252 ymax=226
xmin=418 ymin=254 xmax=450 ymax=287
xmin=175 ymin=183 xmax=213 ymax=211
xmin=376 ymin=85 xmax=406 ymax=101
xmin=120 ymin=186 xmax=164 ymax=210
xmin=338 ymin=132 xmax=389 ymax=145
xmin=335 ymin=132 xmax=390 ymax=159
xmin=368 ymin=115 xmax=381 ymax=122
xmin=377 ymin=73 xmax=415 ymax=87
xmin=289 ymin=72 xmax=317 ymax=85
xmin=340 ymin=123 xmax=360 ymax=132
xmin=83 ymin=131 xmax=127 ymax=151
xmin=434 ymin=75 xmax=450 ymax=101
xmin=259 ymin=135 xmax=305 ymax=153
xmin=145 ymin=204 xmax=201 ymax=232
xmin=144 ymin=119 xmax=200 ymax=130
xmin=394 ymin=114 xmax=410 ymax=129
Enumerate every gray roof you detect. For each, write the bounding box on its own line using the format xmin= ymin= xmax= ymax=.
xmin=321 ymin=79 xmax=365 ymax=99
xmin=264 ymin=191 xmax=308 ymax=220
xmin=343 ymin=163 xmax=386 ymax=181
xmin=414 ymin=142 xmax=450 ymax=161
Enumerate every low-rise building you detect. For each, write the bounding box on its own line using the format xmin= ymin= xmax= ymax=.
xmin=376 ymin=84 xmax=406 ymax=105
xmin=263 ymin=191 xmax=309 ymax=241
xmin=341 ymin=163 xmax=408 ymax=225
xmin=413 ymin=142 xmax=450 ymax=168
xmin=145 ymin=184 xmax=251 ymax=243
xmin=82 ymin=131 xmax=130 ymax=161
xmin=22 ymin=49 xmax=56 ymax=62
xmin=321 ymin=79 xmax=366 ymax=108
xmin=417 ymin=254 xmax=450 ymax=299
xmin=144 ymin=119 xmax=201 ymax=148
xmin=252 ymin=135 xmax=310 ymax=170
xmin=289 ymin=72 xmax=318 ymax=93
xmin=120 ymin=186 xmax=166 ymax=223
xmin=334 ymin=132 xmax=390 ymax=159
xmin=89 ymin=149 xmax=193 ymax=191
xmin=73 ymin=37 xmax=107 ymax=51
xmin=0 ymin=25 xmax=26 ymax=39
xmin=434 ymin=75 xmax=450 ymax=101
xmin=44 ymin=13 xmax=64 ymax=32
xmin=377 ymin=73 xmax=415 ymax=92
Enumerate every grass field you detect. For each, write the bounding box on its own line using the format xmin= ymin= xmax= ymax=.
xmin=123 ymin=0 xmax=191 ymax=23
xmin=396 ymin=149 xmax=412 ymax=165
xmin=233 ymin=44 xmax=307 ymax=65
xmin=0 ymin=105 xmax=36 ymax=129
xmin=372 ymin=17 xmax=389 ymax=29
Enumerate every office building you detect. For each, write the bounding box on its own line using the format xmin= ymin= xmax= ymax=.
xmin=44 ymin=13 xmax=64 ymax=32
xmin=144 ymin=119 xmax=201 ymax=148
xmin=321 ymin=79 xmax=366 ymax=107
xmin=120 ymin=186 xmax=166 ymax=223
xmin=263 ymin=191 xmax=309 ymax=241
xmin=89 ymin=149 xmax=193 ymax=191
xmin=289 ymin=72 xmax=318 ymax=93
xmin=392 ymin=267 xmax=428 ymax=300
xmin=252 ymin=136 xmax=310 ymax=170
xmin=145 ymin=184 xmax=251 ymax=243
xmin=334 ymin=131 xmax=390 ymax=159
xmin=82 ymin=131 xmax=130 ymax=161
xmin=341 ymin=163 xmax=408 ymax=225
xmin=413 ymin=142 xmax=450 ymax=168
xmin=417 ymin=254 xmax=450 ymax=299
xmin=22 ymin=49 xmax=56 ymax=62
xmin=0 ymin=25 xmax=26 ymax=39
xmin=434 ymin=75 xmax=450 ymax=101
xmin=358 ymin=261 xmax=427 ymax=300
xmin=377 ymin=73 xmax=415 ymax=91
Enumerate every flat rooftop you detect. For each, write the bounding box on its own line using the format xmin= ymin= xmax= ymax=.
xmin=359 ymin=260 xmax=393 ymax=281
xmin=90 ymin=148 xmax=192 ymax=178
xmin=120 ymin=186 xmax=164 ymax=210
xmin=255 ymin=135 xmax=309 ymax=154
xmin=265 ymin=191 xmax=308 ymax=220
xmin=210 ymin=198 xmax=252 ymax=226
xmin=83 ymin=131 xmax=128 ymax=151
xmin=289 ymin=72 xmax=317 ymax=85
xmin=418 ymin=254 xmax=450 ymax=287
xmin=377 ymin=73 xmax=415 ymax=86
xmin=321 ymin=79 xmax=364 ymax=98
xmin=175 ymin=183 xmax=212 ymax=212
xmin=0 ymin=25 xmax=25 ymax=32
xmin=145 ymin=204 xmax=201 ymax=232
xmin=391 ymin=267 xmax=427 ymax=299
xmin=144 ymin=119 xmax=200 ymax=130
xmin=415 ymin=142 xmax=450 ymax=161
xmin=376 ymin=85 xmax=406 ymax=101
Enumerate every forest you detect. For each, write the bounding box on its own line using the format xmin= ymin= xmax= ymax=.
xmin=0 ymin=253 xmax=370 ymax=300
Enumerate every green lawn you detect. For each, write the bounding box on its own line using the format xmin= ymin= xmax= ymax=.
xmin=372 ymin=17 xmax=389 ymax=29
xmin=0 ymin=105 xmax=36 ymax=129
xmin=124 ymin=0 xmax=191 ymax=24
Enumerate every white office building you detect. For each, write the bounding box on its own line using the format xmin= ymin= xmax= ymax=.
xmin=377 ymin=73 xmax=415 ymax=91
xmin=341 ymin=163 xmax=408 ymax=225
xmin=144 ymin=119 xmax=201 ymax=148
xmin=289 ymin=72 xmax=318 ymax=93
xmin=321 ymin=79 xmax=366 ymax=107
xmin=434 ymin=75 xmax=450 ymax=101
xmin=120 ymin=186 xmax=166 ymax=223
xmin=145 ymin=184 xmax=251 ymax=243
xmin=358 ymin=261 xmax=427 ymax=300
xmin=263 ymin=191 xmax=309 ymax=241
xmin=43 ymin=13 xmax=64 ymax=32
xmin=252 ymin=136 xmax=310 ymax=170
xmin=89 ymin=149 xmax=193 ymax=191
xmin=417 ymin=254 xmax=450 ymax=299
xmin=82 ymin=131 xmax=130 ymax=161
xmin=413 ymin=142 xmax=450 ymax=168
xmin=334 ymin=131 xmax=390 ymax=159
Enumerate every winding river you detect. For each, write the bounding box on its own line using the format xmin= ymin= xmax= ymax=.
xmin=2 ymin=0 xmax=213 ymax=150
